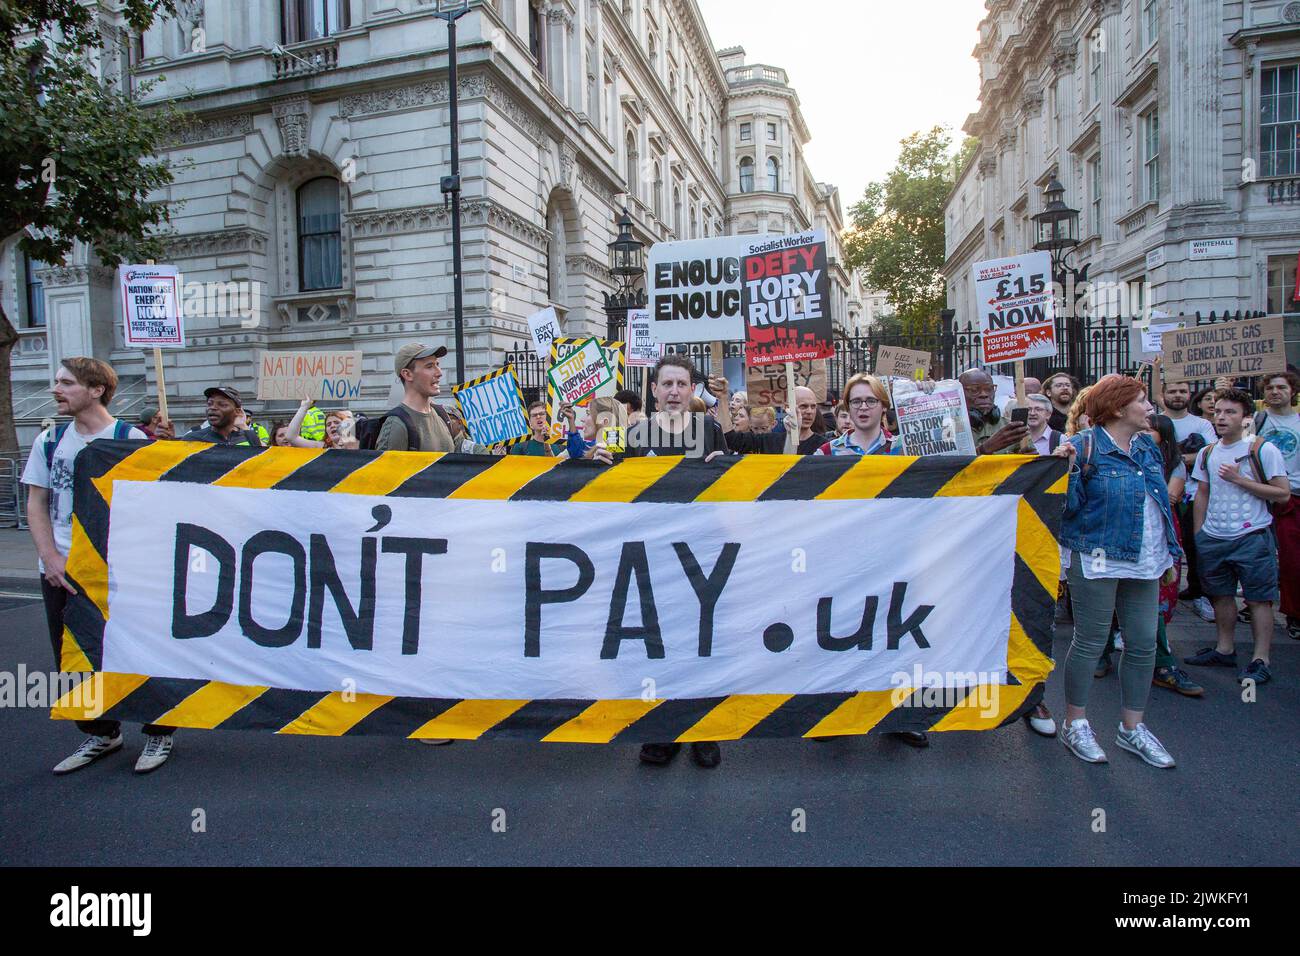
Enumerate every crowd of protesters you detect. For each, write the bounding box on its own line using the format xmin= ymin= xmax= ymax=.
xmin=22 ymin=346 xmax=1300 ymax=775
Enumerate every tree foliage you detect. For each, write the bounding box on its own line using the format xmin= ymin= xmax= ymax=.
xmin=0 ymin=0 xmax=179 ymax=450
xmin=844 ymin=127 xmax=975 ymax=335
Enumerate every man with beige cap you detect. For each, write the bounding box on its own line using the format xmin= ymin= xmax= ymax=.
xmin=376 ymin=342 xmax=492 ymax=455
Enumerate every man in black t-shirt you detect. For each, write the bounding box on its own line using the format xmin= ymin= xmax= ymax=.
xmin=624 ymin=355 xmax=729 ymax=768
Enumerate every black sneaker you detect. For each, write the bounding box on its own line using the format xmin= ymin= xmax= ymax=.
xmin=1237 ymin=606 xmax=1252 ymax=624
xmin=1094 ymin=654 xmax=1113 ymax=678
xmin=689 ymin=741 xmax=721 ymax=768
xmin=1184 ymin=647 xmax=1237 ymax=667
xmin=638 ymin=742 xmax=681 ymax=765
xmin=1239 ymin=659 xmax=1272 ymax=685
xmin=1287 ymin=618 xmax=1300 ymax=641
xmin=1153 ymin=665 xmax=1204 ymax=697
xmin=891 ymin=731 xmax=929 ymax=748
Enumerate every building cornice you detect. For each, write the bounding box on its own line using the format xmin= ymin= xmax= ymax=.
xmin=345 ymin=198 xmax=553 ymax=250
xmin=161 ymin=227 xmax=269 ymax=259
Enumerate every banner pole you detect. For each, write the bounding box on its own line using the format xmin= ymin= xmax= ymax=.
xmin=784 ymin=360 xmax=796 ymax=421
xmin=709 ymin=340 xmax=731 ymax=432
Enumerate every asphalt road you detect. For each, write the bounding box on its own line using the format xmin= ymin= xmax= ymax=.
xmin=1 ymin=596 xmax=1296 ymax=867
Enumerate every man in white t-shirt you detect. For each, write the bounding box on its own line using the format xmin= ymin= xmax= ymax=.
xmin=1184 ymin=388 xmax=1291 ymax=686
xmin=22 ymin=357 xmax=175 ymax=775
xmin=1256 ymin=371 xmax=1300 ymax=640
xmin=1158 ymin=378 xmax=1219 ymax=616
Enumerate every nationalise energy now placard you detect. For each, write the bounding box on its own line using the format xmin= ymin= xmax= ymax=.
xmin=55 ymin=441 xmax=1065 ymax=742
xmin=119 ymin=264 xmax=185 ymax=348
xmin=646 ymin=231 xmax=834 ymax=365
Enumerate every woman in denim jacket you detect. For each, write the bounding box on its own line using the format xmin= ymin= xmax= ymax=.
xmin=1052 ymin=375 xmax=1183 ymax=768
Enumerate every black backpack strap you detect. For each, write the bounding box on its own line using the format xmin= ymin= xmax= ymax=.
xmin=1048 ymin=429 xmax=1061 ymax=454
xmin=1254 ymin=410 xmax=1268 ymax=434
xmin=1197 ymin=441 xmax=1217 ymax=482
xmin=387 ymin=404 xmax=420 ymax=451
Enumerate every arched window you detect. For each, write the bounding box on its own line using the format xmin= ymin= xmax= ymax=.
xmin=625 ymin=130 xmax=639 ymax=201
xmin=669 ymin=71 xmax=677 ymax=101
xmin=648 ymin=36 xmax=657 ymax=70
xmin=297 ymin=177 xmax=342 ymax=291
xmin=738 ymin=156 xmax=754 ymax=193
xmin=689 ymin=206 xmax=697 ymax=239
xmin=767 ymin=156 xmax=780 ymax=192
xmin=22 ymin=253 xmax=47 ymax=328
xmin=673 ymin=186 xmax=682 ymax=235
xmin=546 ymin=194 xmax=568 ymax=307
xmin=653 ymin=164 xmax=663 ymax=219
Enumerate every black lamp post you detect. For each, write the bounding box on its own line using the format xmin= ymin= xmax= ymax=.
xmin=1032 ymin=176 xmax=1089 ymax=377
xmin=434 ymin=0 xmax=470 ymax=385
xmin=603 ymin=207 xmax=646 ymax=341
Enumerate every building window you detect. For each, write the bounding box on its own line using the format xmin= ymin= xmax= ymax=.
xmin=528 ymin=2 xmax=544 ymax=67
xmin=22 ymin=254 xmax=46 ymax=328
xmin=297 ymin=177 xmax=342 ymax=292
xmin=648 ymin=35 xmax=657 ymax=70
xmin=767 ymin=122 xmax=777 ymax=141
xmin=281 ymin=0 xmax=348 ymax=44
xmin=1140 ymin=0 xmax=1158 ymax=51
xmin=653 ymin=164 xmax=663 ymax=219
xmin=673 ymin=186 xmax=682 ymax=235
xmin=669 ymin=70 xmax=677 ymax=101
xmin=690 ymin=206 xmax=697 ymax=239
xmin=1089 ymin=38 xmax=1102 ymax=106
xmin=739 ymin=121 xmax=751 ymax=142
xmin=625 ymin=130 xmax=639 ymax=201
xmin=1141 ymin=108 xmax=1159 ymax=202
xmin=767 ymin=156 xmax=779 ymax=191
xmin=738 ymin=156 xmax=754 ymax=192
xmin=1261 ymin=65 xmax=1299 ymax=178
xmin=1267 ymin=254 xmax=1300 ymax=314
xmin=1088 ymin=155 xmax=1102 ymax=235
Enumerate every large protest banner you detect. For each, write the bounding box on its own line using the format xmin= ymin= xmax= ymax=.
xmin=745 ymin=360 xmax=827 ymax=406
xmin=973 ymin=253 xmax=1057 ymax=364
xmin=452 ymin=365 xmax=530 ymax=447
xmin=53 ymin=441 xmax=1064 ymax=742
xmin=1160 ymin=315 xmax=1287 ymax=382
xmin=257 ymin=350 xmax=363 ymax=401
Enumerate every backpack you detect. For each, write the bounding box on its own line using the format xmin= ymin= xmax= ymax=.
xmin=1196 ymin=435 xmax=1274 ymax=512
xmin=44 ymin=420 xmax=133 ymax=470
xmin=357 ymin=403 xmax=452 ymax=451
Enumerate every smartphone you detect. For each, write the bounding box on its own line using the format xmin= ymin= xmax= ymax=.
xmin=1010 ymin=407 xmax=1030 ymax=425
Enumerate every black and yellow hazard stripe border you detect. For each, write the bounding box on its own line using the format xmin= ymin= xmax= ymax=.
xmin=450 ymin=363 xmax=530 ymax=448
xmin=55 ymin=441 xmax=1065 ymax=742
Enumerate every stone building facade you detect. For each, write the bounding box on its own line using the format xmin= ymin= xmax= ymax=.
xmin=4 ymin=0 xmax=866 ymax=442
xmin=943 ymin=0 xmax=1300 ymax=370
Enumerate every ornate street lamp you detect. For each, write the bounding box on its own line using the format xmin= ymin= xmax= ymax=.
xmin=603 ymin=207 xmax=647 ymax=341
xmin=1032 ymin=176 xmax=1089 ymax=377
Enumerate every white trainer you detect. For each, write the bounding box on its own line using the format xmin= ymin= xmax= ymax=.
xmin=1115 ymin=722 xmax=1175 ymax=769
xmin=53 ymin=734 xmax=123 ymax=775
xmin=1059 ymin=718 xmax=1108 ymax=763
xmin=134 ymin=734 xmax=174 ymax=774
xmin=1192 ymin=597 xmax=1216 ymax=623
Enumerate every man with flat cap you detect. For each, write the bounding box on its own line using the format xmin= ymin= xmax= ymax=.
xmin=376 ymin=342 xmax=473 ymax=454
xmin=181 ymin=385 xmax=264 ymax=447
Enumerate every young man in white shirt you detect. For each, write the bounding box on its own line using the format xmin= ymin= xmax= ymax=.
xmin=1255 ymin=371 xmax=1300 ymax=640
xmin=22 ymin=358 xmax=175 ymax=774
xmin=1184 ymin=388 xmax=1291 ymax=685
xmin=1157 ymin=378 xmax=1219 ymax=620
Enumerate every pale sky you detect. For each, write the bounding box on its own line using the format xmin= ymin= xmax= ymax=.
xmin=695 ymin=0 xmax=987 ymax=212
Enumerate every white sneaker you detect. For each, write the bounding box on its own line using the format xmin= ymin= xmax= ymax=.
xmin=1059 ymin=718 xmax=1108 ymax=763
xmin=1193 ymin=597 xmax=1216 ymax=622
xmin=1115 ymin=722 xmax=1175 ymax=769
xmin=53 ymin=734 xmax=123 ymax=775
xmin=134 ymin=734 xmax=174 ymax=774
xmin=1112 ymin=630 xmax=1124 ymax=651
xmin=418 ymin=738 xmax=454 ymax=746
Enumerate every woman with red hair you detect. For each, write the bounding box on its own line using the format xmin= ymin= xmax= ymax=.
xmin=1053 ymin=375 xmax=1182 ymax=768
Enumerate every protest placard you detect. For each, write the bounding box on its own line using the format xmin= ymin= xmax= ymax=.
xmin=257 ymin=350 xmax=362 ymax=401
xmin=526 ymin=306 xmax=562 ymax=357
xmin=626 ymin=310 xmax=663 ymax=367
xmin=874 ymin=345 xmax=931 ymax=380
xmin=893 ymin=381 xmax=978 ymax=456
xmin=119 ymin=264 xmax=185 ymax=348
xmin=741 ymin=230 xmax=834 ymax=366
xmin=1130 ymin=313 xmax=1185 ymax=362
xmin=1161 ymin=315 xmax=1287 ymax=381
xmin=546 ymin=337 xmax=613 ymax=407
xmin=973 ymin=252 xmax=1057 ymax=364
xmin=745 ymin=360 xmax=827 ymax=406
xmin=452 ymin=365 xmax=530 ymax=447
xmin=646 ymin=236 xmax=746 ymax=343
xmin=61 ymin=440 xmax=1064 ymax=740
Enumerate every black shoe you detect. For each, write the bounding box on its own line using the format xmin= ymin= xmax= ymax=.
xmin=1094 ymin=654 xmax=1113 ymax=678
xmin=1286 ymin=618 xmax=1300 ymax=641
xmin=1237 ymin=606 xmax=1252 ymax=624
xmin=1153 ymin=665 xmax=1204 ymax=697
xmin=689 ymin=741 xmax=721 ymax=768
xmin=639 ymin=742 xmax=681 ymax=765
xmin=892 ymin=731 xmax=929 ymax=748
xmin=1185 ymin=647 xmax=1237 ymax=667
